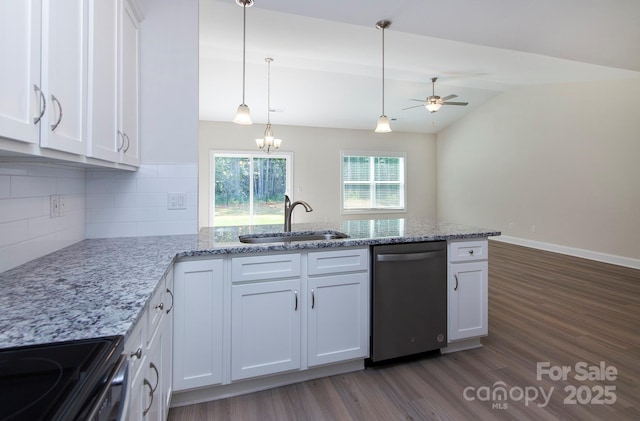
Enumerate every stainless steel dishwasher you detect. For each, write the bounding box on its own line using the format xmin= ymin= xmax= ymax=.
xmin=370 ymin=241 xmax=447 ymax=362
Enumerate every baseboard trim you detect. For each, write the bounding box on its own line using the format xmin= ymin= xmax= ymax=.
xmin=170 ymin=359 xmax=365 ymax=408
xmin=491 ymin=236 xmax=640 ymax=270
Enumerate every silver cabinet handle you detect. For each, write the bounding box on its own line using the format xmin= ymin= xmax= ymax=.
xmin=166 ymin=288 xmax=174 ymax=314
xmin=376 ymin=251 xmax=440 ymax=262
xmin=154 ymin=302 xmax=164 ymax=311
xmin=311 ymin=288 xmax=315 ymax=309
xmin=149 ymin=362 xmax=159 ymax=392
xmin=117 ymin=131 xmax=125 ymax=151
xmin=123 ymin=133 xmax=131 ymax=152
xmin=50 ymin=94 xmax=62 ymax=131
xmin=294 ymin=290 xmax=298 ymax=311
xmin=142 ymin=379 xmax=154 ymax=416
xmin=454 ymin=274 xmax=459 ymax=291
xmin=130 ymin=347 xmax=142 ymax=359
xmin=33 ymin=84 xmax=46 ymax=124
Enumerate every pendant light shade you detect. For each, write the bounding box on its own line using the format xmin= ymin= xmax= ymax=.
xmin=256 ymin=58 xmax=282 ymax=153
xmin=374 ymin=20 xmax=391 ymax=133
xmin=233 ymin=0 xmax=254 ymax=125
xmin=375 ymin=115 xmax=391 ymax=132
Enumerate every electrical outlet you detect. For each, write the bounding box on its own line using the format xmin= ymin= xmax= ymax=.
xmin=50 ymin=195 xmax=59 ymax=218
xmin=167 ymin=193 xmax=187 ymax=210
xmin=58 ymin=195 xmax=67 ymax=216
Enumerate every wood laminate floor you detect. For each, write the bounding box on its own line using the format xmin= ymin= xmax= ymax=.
xmin=168 ymin=241 xmax=640 ymax=421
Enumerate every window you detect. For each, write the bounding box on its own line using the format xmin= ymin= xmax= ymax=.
xmin=210 ymin=151 xmax=292 ymax=226
xmin=341 ymin=151 xmax=406 ymax=212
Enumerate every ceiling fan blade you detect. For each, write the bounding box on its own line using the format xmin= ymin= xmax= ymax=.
xmin=441 ymin=94 xmax=458 ymax=101
xmin=443 ymin=101 xmax=469 ymax=106
xmin=402 ymin=104 xmax=425 ymax=110
xmin=410 ymin=99 xmax=425 ymax=102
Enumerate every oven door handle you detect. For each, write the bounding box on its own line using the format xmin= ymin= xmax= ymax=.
xmin=85 ymin=353 xmax=129 ymax=420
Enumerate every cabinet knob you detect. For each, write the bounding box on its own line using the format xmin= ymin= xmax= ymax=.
xmin=155 ymin=302 xmax=164 ymax=311
xmin=468 ymin=249 xmax=474 ymax=255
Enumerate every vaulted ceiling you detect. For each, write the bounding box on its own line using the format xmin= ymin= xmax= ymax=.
xmin=199 ymin=0 xmax=640 ymax=133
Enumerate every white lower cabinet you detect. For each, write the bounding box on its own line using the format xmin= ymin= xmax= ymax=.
xmin=126 ymin=269 xmax=173 ymax=421
xmin=231 ymin=279 xmax=301 ymax=380
xmin=307 ymin=248 xmax=369 ymax=367
xmin=447 ymin=240 xmax=488 ymax=343
xmin=172 ymin=259 xmax=224 ymax=391
xmin=307 ymin=272 xmax=369 ymax=366
xmin=171 ymin=247 xmax=370 ymax=396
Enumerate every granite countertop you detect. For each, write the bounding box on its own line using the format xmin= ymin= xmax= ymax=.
xmin=0 ymin=219 xmax=499 ymax=349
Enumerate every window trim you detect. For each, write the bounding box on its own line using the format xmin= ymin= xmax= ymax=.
xmin=340 ymin=150 xmax=407 ymax=214
xmin=209 ymin=150 xmax=293 ymax=226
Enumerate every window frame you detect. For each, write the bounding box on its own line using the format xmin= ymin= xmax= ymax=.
xmin=209 ymin=150 xmax=293 ymax=226
xmin=340 ymin=150 xmax=407 ymax=214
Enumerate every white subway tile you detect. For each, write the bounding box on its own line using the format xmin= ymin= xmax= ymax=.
xmin=0 ymin=197 xmax=45 ymax=223
xmin=0 ymin=176 xmax=10 ymax=198
xmin=0 ymin=220 xmax=28 ymax=247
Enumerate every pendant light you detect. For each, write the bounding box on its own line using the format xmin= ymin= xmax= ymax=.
xmin=233 ymin=0 xmax=254 ymax=125
xmin=256 ymin=58 xmax=282 ymax=153
xmin=374 ymin=20 xmax=391 ymax=133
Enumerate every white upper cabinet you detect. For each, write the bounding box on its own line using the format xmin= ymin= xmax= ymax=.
xmin=1 ymin=0 xmax=142 ymax=168
xmin=39 ymin=0 xmax=88 ymax=155
xmin=120 ymin=0 xmax=140 ymax=166
xmin=86 ymin=0 xmax=120 ymax=162
xmin=87 ymin=0 xmax=141 ymax=166
xmin=0 ymin=0 xmax=41 ymax=145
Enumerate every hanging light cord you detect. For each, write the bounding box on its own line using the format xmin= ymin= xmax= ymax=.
xmin=381 ymin=24 xmax=385 ymax=116
xmin=241 ymin=2 xmax=247 ymax=105
xmin=267 ymin=59 xmax=271 ymax=124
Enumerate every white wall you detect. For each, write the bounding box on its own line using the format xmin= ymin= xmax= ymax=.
xmin=0 ymin=163 xmax=85 ymax=272
xmin=138 ymin=0 xmax=199 ymax=164
xmin=437 ymin=78 xmax=640 ymax=262
xmin=199 ymin=121 xmax=436 ymax=229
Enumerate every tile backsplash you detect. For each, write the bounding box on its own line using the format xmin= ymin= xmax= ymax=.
xmin=85 ymin=164 xmax=198 ymax=238
xmin=0 ymin=163 xmax=85 ymax=273
xmin=0 ymin=162 xmax=198 ymax=273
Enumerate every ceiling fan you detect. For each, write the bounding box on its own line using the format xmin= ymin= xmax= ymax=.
xmin=404 ymin=77 xmax=468 ymax=113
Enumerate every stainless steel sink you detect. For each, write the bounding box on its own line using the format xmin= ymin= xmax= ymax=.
xmin=239 ymin=230 xmax=349 ymax=244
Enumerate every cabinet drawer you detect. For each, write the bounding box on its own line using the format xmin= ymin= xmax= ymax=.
xmin=308 ymin=248 xmax=368 ymax=275
xmin=125 ymin=315 xmax=146 ymax=378
xmin=448 ymin=239 xmax=488 ymax=262
xmin=147 ymin=284 xmax=166 ymax=344
xmin=232 ymin=253 xmax=301 ymax=282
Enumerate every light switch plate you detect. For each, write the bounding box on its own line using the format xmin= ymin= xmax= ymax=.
xmin=168 ymin=192 xmax=187 ymax=210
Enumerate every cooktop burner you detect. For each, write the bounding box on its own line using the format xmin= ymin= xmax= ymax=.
xmin=0 ymin=336 xmax=123 ymax=421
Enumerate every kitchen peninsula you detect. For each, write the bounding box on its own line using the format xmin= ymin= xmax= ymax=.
xmin=0 ymin=218 xmax=499 ymax=416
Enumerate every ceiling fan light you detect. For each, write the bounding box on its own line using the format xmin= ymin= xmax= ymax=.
xmin=234 ymin=104 xmax=252 ymax=124
xmin=375 ymin=115 xmax=392 ymax=133
xmin=426 ymin=102 xmax=442 ymax=113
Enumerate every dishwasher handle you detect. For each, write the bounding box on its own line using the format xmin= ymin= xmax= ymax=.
xmin=376 ymin=250 xmax=442 ymax=262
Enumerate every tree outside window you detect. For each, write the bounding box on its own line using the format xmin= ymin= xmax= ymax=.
xmin=211 ymin=152 xmax=292 ymax=226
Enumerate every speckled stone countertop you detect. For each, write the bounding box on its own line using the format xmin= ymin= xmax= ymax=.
xmin=0 ymin=219 xmax=499 ymax=349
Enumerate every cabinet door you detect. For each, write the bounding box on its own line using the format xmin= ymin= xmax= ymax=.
xmin=448 ymin=261 xmax=488 ymax=341
xmin=86 ymin=0 xmax=120 ymax=162
xmin=308 ymin=272 xmax=369 ymax=367
xmin=127 ymin=353 xmax=147 ymax=421
xmin=0 ymin=0 xmax=41 ymax=145
xmin=144 ymin=326 xmax=163 ymax=421
xmin=231 ymin=279 xmax=301 ymax=380
xmin=120 ymin=0 xmax=140 ymax=166
xmin=173 ymin=260 xmax=224 ymax=391
xmin=40 ymin=0 xmax=87 ymax=155
xmin=162 ymin=272 xmax=174 ymax=413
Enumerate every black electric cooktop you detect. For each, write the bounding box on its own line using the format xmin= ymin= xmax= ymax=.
xmin=0 ymin=336 xmax=123 ymax=421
